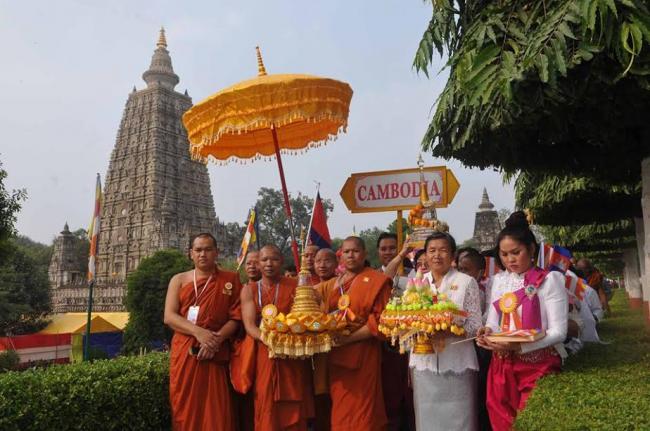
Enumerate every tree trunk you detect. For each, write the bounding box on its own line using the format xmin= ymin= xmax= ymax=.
xmin=641 ymin=157 xmax=650 ymax=322
xmin=624 ymin=248 xmax=642 ymax=309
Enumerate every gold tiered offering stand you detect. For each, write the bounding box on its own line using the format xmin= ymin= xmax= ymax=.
xmin=260 ymin=257 xmax=337 ymax=358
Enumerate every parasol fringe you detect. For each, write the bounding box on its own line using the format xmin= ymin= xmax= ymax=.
xmin=194 ymin=129 xmax=343 ymax=166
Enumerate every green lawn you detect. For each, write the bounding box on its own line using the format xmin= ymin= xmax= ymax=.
xmin=516 ymin=291 xmax=650 ymax=430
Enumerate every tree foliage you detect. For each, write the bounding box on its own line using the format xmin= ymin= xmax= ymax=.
xmin=0 ymin=243 xmax=51 ymax=336
xmin=68 ymin=229 xmax=91 ymax=275
xmin=415 ymin=0 xmax=650 ymax=181
xmin=539 ymin=219 xmax=635 ymax=250
xmin=515 ymin=172 xmax=641 ymax=225
xmin=217 ymin=221 xmax=245 ymax=258
xmin=0 ymin=161 xmax=26 ymax=261
xmin=387 ymin=217 xmax=409 ymax=240
xmin=12 ymin=236 xmax=52 ymax=273
xmin=358 ymin=227 xmax=384 ymax=268
xmin=254 ymin=187 xmax=333 ymax=261
xmin=122 ymin=249 xmax=192 ymax=354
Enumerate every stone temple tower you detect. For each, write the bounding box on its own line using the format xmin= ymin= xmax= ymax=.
xmin=472 ymin=188 xmax=502 ymax=252
xmin=96 ymin=27 xmax=217 ymax=285
xmin=60 ymin=28 xmax=217 ymax=311
xmin=48 ymin=223 xmax=83 ymax=289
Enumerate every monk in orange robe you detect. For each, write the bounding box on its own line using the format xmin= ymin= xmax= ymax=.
xmin=233 ymin=250 xmax=261 ymax=431
xmin=164 ymin=233 xmax=242 ymax=431
xmin=304 ymin=244 xmax=322 ymax=285
xmin=316 ymin=236 xmax=392 ymax=431
xmin=312 ymin=248 xmax=339 ymax=431
xmin=241 ymin=245 xmax=314 ymax=430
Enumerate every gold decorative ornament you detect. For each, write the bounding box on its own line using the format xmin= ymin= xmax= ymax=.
xmin=259 ymin=253 xmax=346 ymax=358
xmin=407 ymin=155 xmax=449 ymax=248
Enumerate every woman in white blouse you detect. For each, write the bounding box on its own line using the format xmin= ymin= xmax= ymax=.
xmin=477 ymin=212 xmax=568 ymax=431
xmin=410 ymin=232 xmax=482 ymax=431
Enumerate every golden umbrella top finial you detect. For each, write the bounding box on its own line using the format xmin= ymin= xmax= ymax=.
xmin=157 ymin=27 xmax=167 ymax=49
xmin=256 ymin=46 xmax=267 ymax=76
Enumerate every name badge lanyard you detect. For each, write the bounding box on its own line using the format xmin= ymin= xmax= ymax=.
xmin=187 ymin=270 xmax=214 ymax=324
xmin=193 ymin=270 xmax=215 ymax=305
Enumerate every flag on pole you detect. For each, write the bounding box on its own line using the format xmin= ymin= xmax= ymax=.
xmin=308 ymin=192 xmax=332 ymax=248
xmin=537 ymin=242 xmax=552 ymax=269
xmin=236 ymin=209 xmax=257 ymax=269
xmin=87 ymin=174 xmax=102 ymax=281
xmin=548 ymin=245 xmax=572 ymax=273
xmin=565 ymin=270 xmax=587 ymax=300
xmin=538 ymin=242 xmax=572 ymax=274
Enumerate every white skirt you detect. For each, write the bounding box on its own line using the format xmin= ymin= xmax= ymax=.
xmin=411 ymin=368 xmax=478 ymax=431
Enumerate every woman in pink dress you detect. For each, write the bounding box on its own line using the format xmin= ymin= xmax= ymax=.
xmin=477 ymin=212 xmax=568 ymax=431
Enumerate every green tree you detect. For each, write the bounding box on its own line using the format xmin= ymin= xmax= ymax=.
xmin=0 ymin=160 xmax=26 ymax=261
xmin=331 ymin=237 xmax=343 ymax=251
xmin=358 ymin=227 xmax=383 ymax=268
xmin=0 ymin=243 xmax=51 ymax=336
xmin=12 ymin=235 xmax=53 ymax=273
xmin=122 ymin=249 xmax=192 ymax=354
xmin=414 ymin=0 xmax=650 ymax=181
xmin=387 ymin=217 xmax=409 ymax=240
xmin=219 ymin=221 xmax=245 ymax=258
xmin=254 ymin=187 xmax=333 ymax=261
xmin=70 ymin=229 xmax=90 ymax=275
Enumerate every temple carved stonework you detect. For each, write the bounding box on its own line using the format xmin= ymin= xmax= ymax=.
xmin=48 ymin=223 xmax=83 ymax=288
xmin=472 ymin=188 xmax=502 ymax=252
xmin=50 ymin=29 xmax=220 ymax=312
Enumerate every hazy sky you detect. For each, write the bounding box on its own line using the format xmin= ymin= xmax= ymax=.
xmin=1 ymin=1 xmax=514 ymax=245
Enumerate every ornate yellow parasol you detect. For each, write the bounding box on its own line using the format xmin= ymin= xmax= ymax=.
xmin=183 ymin=47 xmax=353 ymax=268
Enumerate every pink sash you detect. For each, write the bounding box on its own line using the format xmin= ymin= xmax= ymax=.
xmin=493 ymin=267 xmax=547 ymax=330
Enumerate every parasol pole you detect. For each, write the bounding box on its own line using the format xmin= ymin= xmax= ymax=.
xmin=270 ymin=124 xmax=301 ymax=270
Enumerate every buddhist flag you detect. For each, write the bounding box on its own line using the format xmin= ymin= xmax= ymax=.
xmin=236 ymin=209 xmax=257 ymax=270
xmin=87 ymin=174 xmax=102 ymax=281
xmin=308 ymin=192 xmax=332 ymax=248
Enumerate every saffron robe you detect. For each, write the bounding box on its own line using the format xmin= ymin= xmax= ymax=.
xmin=169 ymin=270 xmax=242 ymax=431
xmin=250 ymin=276 xmax=314 ymax=430
xmin=317 ymin=267 xmax=392 ymax=431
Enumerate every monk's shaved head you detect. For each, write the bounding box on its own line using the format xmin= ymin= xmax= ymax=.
xmin=260 ymin=245 xmax=284 ymax=281
xmin=316 ymin=248 xmax=337 ymax=260
xmin=315 ymin=248 xmax=338 ymax=280
xmin=260 ymin=244 xmax=283 ymax=259
xmin=341 ymin=237 xmax=367 ymax=273
xmin=343 ymin=236 xmax=366 ymax=251
xmin=245 ymin=250 xmax=261 ymax=282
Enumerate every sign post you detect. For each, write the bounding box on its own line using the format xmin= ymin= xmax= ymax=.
xmin=340 ymin=166 xmax=460 ymax=213
xmin=340 ymin=165 xmax=460 ymax=271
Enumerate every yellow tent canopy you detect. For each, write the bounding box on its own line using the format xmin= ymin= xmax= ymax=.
xmin=39 ymin=313 xmax=125 ymax=335
xmin=66 ymin=312 xmax=130 ymax=331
